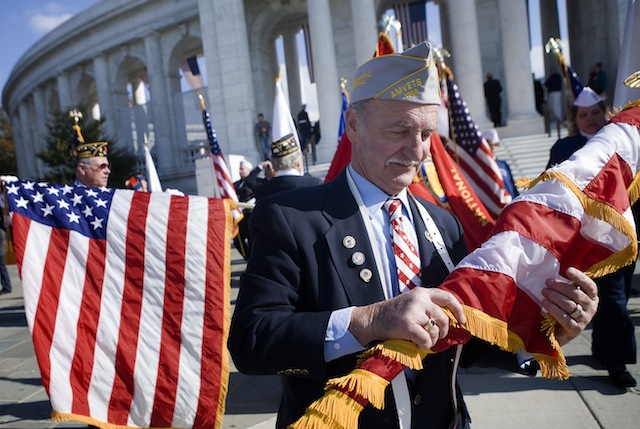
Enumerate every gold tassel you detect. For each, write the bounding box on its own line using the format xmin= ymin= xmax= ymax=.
xmin=444 ymin=306 xmax=510 ymax=350
xmin=327 ymin=368 xmax=389 ymax=409
xmin=514 ymin=176 xmax=532 ymax=190
xmin=373 ymin=339 xmax=428 ymax=369
xmin=627 ymin=172 xmax=640 ymax=205
xmin=289 ymin=389 xmax=363 ymax=429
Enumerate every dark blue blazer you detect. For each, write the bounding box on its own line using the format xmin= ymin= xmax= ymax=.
xmin=229 ymin=170 xmax=521 ymax=428
xmin=253 ymin=174 xmax=322 ymax=200
xmin=546 ymin=134 xmax=588 ymax=169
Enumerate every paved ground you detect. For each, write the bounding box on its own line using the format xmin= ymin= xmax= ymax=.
xmin=1 ymin=248 xmax=639 ymax=428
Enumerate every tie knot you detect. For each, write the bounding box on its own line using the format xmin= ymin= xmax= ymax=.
xmin=384 ymin=199 xmax=402 ymax=217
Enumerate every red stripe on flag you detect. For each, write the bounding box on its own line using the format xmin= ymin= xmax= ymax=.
xmin=33 ymin=226 xmax=70 ymax=393
xmin=582 ymin=153 xmax=633 ymax=213
xmin=440 ymin=267 xmax=557 ymax=357
xmin=493 ymin=201 xmax=614 ymax=273
xmin=108 ymin=192 xmax=151 ymax=424
xmin=70 ymin=238 xmax=108 ymax=415
xmin=150 ymin=196 xmax=189 ymax=426
xmin=193 ymin=199 xmax=229 ymax=427
xmin=11 ymin=213 xmax=30 ymax=273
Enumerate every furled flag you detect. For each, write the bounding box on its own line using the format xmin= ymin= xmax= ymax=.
xmin=292 ymin=103 xmax=640 ymax=429
xmin=272 ymin=75 xmax=300 ymax=145
xmin=198 ymin=94 xmax=243 ymax=227
xmin=563 ymin=63 xmax=584 ymax=100
xmin=418 ymin=133 xmax=495 ymax=250
xmin=5 ymin=180 xmax=234 ymax=429
xmin=445 ymin=76 xmax=511 ymax=219
xmin=337 ymin=80 xmax=349 ymax=144
xmin=324 ymin=32 xmax=396 ymax=183
xmin=144 ymin=144 xmax=163 ymax=192
xmin=544 ymin=37 xmax=583 ymax=101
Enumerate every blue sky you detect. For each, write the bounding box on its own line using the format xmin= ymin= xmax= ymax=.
xmin=0 ymin=1 xmax=100 ymax=95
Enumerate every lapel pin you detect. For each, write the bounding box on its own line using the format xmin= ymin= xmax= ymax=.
xmin=351 ymin=251 xmax=366 ymax=266
xmin=359 ymin=268 xmax=372 ymax=283
xmin=343 ymin=235 xmax=356 ymax=249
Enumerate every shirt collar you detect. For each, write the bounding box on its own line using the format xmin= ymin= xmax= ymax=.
xmin=348 ymin=165 xmax=411 ymax=219
xmin=275 ymin=167 xmax=303 ymax=177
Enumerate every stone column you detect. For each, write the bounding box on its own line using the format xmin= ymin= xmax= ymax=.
xmin=445 ymin=0 xmax=486 ymax=124
xmin=93 ymin=55 xmax=117 ymax=137
xmin=282 ymin=26 xmax=302 ymax=115
xmin=539 ymin=0 xmax=560 ymax=78
xmin=32 ymin=89 xmax=47 ymax=177
xmin=307 ymin=0 xmax=341 ymax=162
xmin=18 ymin=101 xmax=36 ymax=179
xmin=498 ymin=0 xmax=537 ymax=118
xmin=350 ymin=0 xmax=377 ymax=67
xmin=199 ymin=0 xmax=257 ymax=162
xmin=11 ymin=110 xmax=28 ymax=178
xmin=56 ymin=73 xmax=73 ymax=111
xmin=144 ymin=32 xmax=176 ymax=172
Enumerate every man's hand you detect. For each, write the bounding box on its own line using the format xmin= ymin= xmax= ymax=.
xmin=260 ymin=160 xmax=274 ymax=179
xmin=349 ymin=288 xmax=466 ymax=351
xmin=540 ymin=267 xmax=599 ymax=345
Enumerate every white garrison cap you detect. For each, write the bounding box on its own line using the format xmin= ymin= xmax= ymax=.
xmin=481 ymin=128 xmax=500 ymax=144
xmin=350 ymin=42 xmax=440 ymax=105
xmin=573 ymin=87 xmax=603 ymax=107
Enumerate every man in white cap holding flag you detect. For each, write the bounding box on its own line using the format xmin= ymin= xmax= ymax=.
xmin=229 ymin=42 xmax=598 ymax=428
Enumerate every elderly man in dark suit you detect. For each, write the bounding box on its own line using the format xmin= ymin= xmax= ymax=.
xmin=229 ymin=42 xmax=598 ymax=429
xmin=253 ymin=134 xmax=322 ymax=200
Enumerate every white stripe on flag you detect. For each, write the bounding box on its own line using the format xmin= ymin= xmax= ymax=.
xmin=49 ymin=230 xmax=90 ymax=413
xmin=129 ymin=192 xmax=170 ymax=425
xmin=173 ymin=197 xmax=210 ymax=426
xmin=20 ymin=220 xmax=49 ymax=328
xmin=88 ymin=191 xmax=133 ymax=421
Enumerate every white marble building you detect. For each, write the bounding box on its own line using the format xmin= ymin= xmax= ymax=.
xmin=1 ymin=0 xmax=627 ymax=195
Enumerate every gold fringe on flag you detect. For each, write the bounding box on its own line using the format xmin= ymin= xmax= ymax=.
xmin=289 ymin=389 xmax=365 ymax=429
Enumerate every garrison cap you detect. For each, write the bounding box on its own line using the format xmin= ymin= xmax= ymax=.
xmin=68 ymin=110 xmax=109 ymax=161
xmin=350 ymin=42 xmax=440 ymax=105
xmin=271 ymin=134 xmax=300 ymax=158
xmin=573 ymin=86 xmax=603 ymax=107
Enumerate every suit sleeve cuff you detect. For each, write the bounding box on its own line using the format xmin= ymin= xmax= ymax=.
xmin=324 ymin=307 xmax=365 ymax=362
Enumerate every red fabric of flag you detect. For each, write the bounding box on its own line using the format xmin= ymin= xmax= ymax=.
xmin=6 ymin=183 xmax=233 ymax=429
xmin=425 ymin=133 xmax=495 ymax=250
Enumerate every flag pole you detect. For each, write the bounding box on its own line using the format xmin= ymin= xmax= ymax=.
xmin=198 ymin=93 xmax=221 ymax=199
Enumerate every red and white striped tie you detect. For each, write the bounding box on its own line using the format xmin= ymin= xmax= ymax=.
xmin=384 ymin=199 xmax=421 ymax=293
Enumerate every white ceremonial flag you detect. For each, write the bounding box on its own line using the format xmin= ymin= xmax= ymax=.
xmin=272 ymin=76 xmax=300 ymax=145
xmin=613 ymin=0 xmax=640 ymax=108
xmin=144 ymin=145 xmax=163 ymax=192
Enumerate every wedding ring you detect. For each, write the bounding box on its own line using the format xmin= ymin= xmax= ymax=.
xmin=568 ymin=303 xmax=583 ymax=319
xmin=423 ymin=318 xmax=437 ymax=332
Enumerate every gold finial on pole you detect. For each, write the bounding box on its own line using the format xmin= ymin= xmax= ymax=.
xmin=340 ymin=77 xmax=347 ymax=91
xmin=198 ymin=93 xmax=206 ymax=110
xmin=544 ymin=37 xmax=563 ymax=56
xmin=624 ymin=71 xmax=640 ymax=88
xmin=69 ymin=109 xmax=83 ymax=124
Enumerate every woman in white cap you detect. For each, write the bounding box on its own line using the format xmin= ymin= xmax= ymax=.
xmin=546 ymin=86 xmax=637 ymax=389
xmin=546 ymin=86 xmax=606 ymax=168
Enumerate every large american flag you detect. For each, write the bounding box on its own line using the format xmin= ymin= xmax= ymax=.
xmin=6 ymin=181 xmax=233 ymax=428
xmin=445 ymin=76 xmax=511 ymax=219
xmin=199 ymin=96 xmax=242 ymax=224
